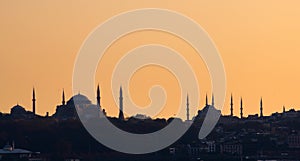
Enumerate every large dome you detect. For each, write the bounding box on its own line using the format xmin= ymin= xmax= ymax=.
xmin=11 ymin=104 xmax=26 ymax=115
xmin=67 ymin=93 xmax=92 ymax=105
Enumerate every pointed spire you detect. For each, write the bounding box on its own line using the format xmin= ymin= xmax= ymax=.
xmin=186 ymin=93 xmax=190 ymax=121
xmin=96 ymin=84 xmax=101 ymax=109
xmin=212 ymin=93 xmax=215 ymax=106
xmin=62 ymin=89 xmax=65 ymax=105
xmin=283 ymin=105 xmax=286 ymax=113
xmin=205 ymin=93 xmax=208 ymax=106
xmin=240 ymin=97 xmax=243 ymax=119
xmin=260 ymin=97 xmax=263 ymax=117
xmin=230 ymin=93 xmax=233 ymax=117
xmin=32 ymin=87 xmax=36 ymax=115
xmin=118 ymin=86 xmax=124 ymax=120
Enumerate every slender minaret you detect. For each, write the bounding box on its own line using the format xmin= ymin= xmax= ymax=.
xmin=32 ymin=88 xmax=36 ymax=115
xmin=283 ymin=106 xmax=286 ymax=113
xmin=96 ymin=84 xmax=101 ymax=109
xmin=260 ymin=97 xmax=263 ymax=117
xmin=186 ymin=94 xmax=190 ymax=121
xmin=62 ymin=89 xmax=65 ymax=105
xmin=212 ymin=93 xmax=215 ymax=107
xmin=118 ymin=86 xmax=124 ymax=120
xmin=240 ymin=97 xmax=243 ymax=119
xmin=230 ymin=94 xmax=233 ymax=117
xmin=205 ymin=93 xmax=208 ymax=106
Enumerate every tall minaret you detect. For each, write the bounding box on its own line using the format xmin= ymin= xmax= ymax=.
xmin=260 ymin=97 xmax=263 ymax=117
xmin=230 ymin=94 xmax=233 ymax=117
xmin=205 ymin=93 xmax=208 ymax=106
xmin=32 ymin=88 xmax=36 ymax=115
xmin=62 ymin=89 xmax=65 ymax=105
xmin=240 ymin=97 xmax=243 ymax=119
xmin=118 ymin=86 xmax=124 ymax=120
xmin=283 ymin=106 xmax=286 ymax=113
xmin=186 ymin=94 xmax=190 ymax=121
xmin=211 ymin=93 xmax=215 ymax=107
xmin=96 ymin=84 xmax=101 ymax=109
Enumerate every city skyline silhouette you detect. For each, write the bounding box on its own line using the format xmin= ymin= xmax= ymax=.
xmin=1 ymin=86 xmax=297 ymax=121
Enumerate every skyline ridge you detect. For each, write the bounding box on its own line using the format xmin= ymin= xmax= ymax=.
xmin=1 ymin=86 xmax=298 ymax=120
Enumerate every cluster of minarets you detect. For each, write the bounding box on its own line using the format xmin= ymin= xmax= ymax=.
xmin=229 ymin=94 xmax=264 ymax=119
xmin=31 ymin=86 xmax=269 ymax=120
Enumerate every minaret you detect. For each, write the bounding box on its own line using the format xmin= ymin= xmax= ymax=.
xmin=205 ymin=93 xmax=208 ymax=106
xmin=230 ymin=94 xmax=233 ymax=117
xmin=260 ymin=97 xmax=263 ymax=117
xmin=62 ymin=89 xmax=65 ymax=105
xmin=211 ymin=93 xmax=215 ymax=107
xmin=240 ymin=97 xmax=243 ymax=119
xmin=186 ymin=94 xmax=190 ymax=121
xmin=32 ymin=88 xmax=36 ymax=115
xmin=283 ymin=106 xmax=286 ymax=113
xmin=118 ymin=86 xmax=124 ymax=120
xmin=96 ymin=84 xmax=101 ymax=109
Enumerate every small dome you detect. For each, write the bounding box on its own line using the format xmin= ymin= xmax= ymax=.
xmin=11 ymin=104 xmax=26 ymax=115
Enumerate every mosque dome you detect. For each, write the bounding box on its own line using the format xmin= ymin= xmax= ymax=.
xmin=67 ymin=93 xmax=92 ymax=106
xmin=10 ymin=104 xmax=26 ymax=115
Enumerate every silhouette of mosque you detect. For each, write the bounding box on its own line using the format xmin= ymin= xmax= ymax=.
xmin=53 ymin=85 xmax=108 ymax=120
xmin=8 ymin=88 xmax=36 ymax=119
xmin=5 ymin=85 xmax=270 ymax=121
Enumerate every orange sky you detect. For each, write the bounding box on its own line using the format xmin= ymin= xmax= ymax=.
xmin=1 ymin=0 xmax=300 ymax=119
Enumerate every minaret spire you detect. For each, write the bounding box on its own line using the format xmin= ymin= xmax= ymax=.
xmin=186 ymin=94 xmax=190 ymax=121
xmin=240 ymin=97 xmax=243 ymax=119
xmin=32 ymin=87 xmax=36 ymax=115
xmin=205 ymin=93 xmax=208 ymax=106
xmin=62 ymin=89 xmax=65 ymax=105
xmin=260 ymin=97 xmax=263 ymax=117
xmin=212 ymin=93 xmax=215 ymax=107
xmin=283 ymin=105 xmax=286 ymax=113
xmin=97 ymin=84 xmax=101 ymax=109
xmin=230 ymin=93 xmax=233 ymax=116
xmin=118 ymin=86 xmax=124 ymax=120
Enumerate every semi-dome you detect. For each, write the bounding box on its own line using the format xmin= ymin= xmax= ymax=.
xmin=10 ymin=104 xmax=26 ymax=115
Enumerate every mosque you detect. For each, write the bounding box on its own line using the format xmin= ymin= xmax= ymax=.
xmin=6 ymin=84 xmax=267 ymax=122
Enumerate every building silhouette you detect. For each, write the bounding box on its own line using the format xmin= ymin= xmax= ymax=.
xmin=195 ymin=94 xmax=221 ymax=120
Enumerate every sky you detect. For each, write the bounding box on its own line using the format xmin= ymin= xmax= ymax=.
xmin=1 ymin=0 xmax=300 ymax=119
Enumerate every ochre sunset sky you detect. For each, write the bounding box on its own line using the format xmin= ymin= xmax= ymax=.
xmin=1 ymin=1 xmax=300 ymax=119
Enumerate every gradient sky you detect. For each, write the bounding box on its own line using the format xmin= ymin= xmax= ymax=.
xmin=1 ymin=0 xmax=300 ymax=119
